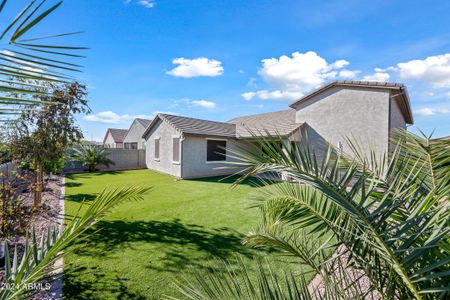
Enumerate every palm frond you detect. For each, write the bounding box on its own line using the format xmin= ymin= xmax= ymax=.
xmin=0 ymin=0 xmax=85 ymax=113
xmin=227 ymin=131 xmax=449 ymax=299
xmin=0 ymin=185 xmax=152 ymax=299
xmin=168 ymin=256 xmax=367 ymax=300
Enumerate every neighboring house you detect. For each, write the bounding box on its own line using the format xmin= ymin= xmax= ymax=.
xmin=142 ymin=80 xmax=414 ymax=179
xmin=103 ymin=128 xmax=128 ymax=148
xmin=123 ymin=118 xmax=152 ymax=149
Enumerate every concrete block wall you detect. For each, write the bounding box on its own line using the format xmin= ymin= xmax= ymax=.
xmin=65 ymin=149 xmax=146 ymax=173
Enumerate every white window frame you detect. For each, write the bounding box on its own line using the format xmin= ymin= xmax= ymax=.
xmin=205 ymin=138 xmax=227 ymax=163
xmin=154 ymin=137 xmax=160 ymax=161
xmin=172 ymin=135 xmax=181 ymax=164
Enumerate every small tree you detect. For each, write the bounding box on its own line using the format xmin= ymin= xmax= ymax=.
xmin=8 ymin=82 xmax=90 ymax=207
xmin=71 ymin=144 xmax=114 ymax=172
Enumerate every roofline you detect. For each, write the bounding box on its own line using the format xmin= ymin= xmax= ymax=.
xmin=102 ymin=129 xmax=111 ymax=145
xmin=102 ymin=128 xmax=128 ymax=144
xmin=288 ymin=80 xmax=413 ymax=124
xmin=142 ymin=114 xmax=167 ymax=139
xmin=142 ymin=113 xmax=236 ymax=139
xmin=135 ymin=118 xmax=152 ymax=127
xmin=227 ymin=108 xmax=295 ymax=123
xmin=234 ymin=123 xmax=304 ymax=140
xmin=124 ymin=118 xmax=150 ymax=141
xmin=181 ymin=132 xmax=236 ymax=138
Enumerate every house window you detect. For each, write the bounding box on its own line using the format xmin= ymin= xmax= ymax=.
xmin=154 ymin=138 xmax=160 ymax=160
xmin=124 ymin=142 xmax=138 ymax=149
xmin=173 ymin=137 xmax=180 ymax=163
xmin=206 ymin=140 xmax=226 ymax=162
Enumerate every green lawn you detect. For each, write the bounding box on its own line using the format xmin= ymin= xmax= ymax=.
xmin=63 ymin=170 xmax=305 ymax=299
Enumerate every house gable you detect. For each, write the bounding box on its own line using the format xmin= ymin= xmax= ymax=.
xmin=124 ymin=118 xmax=151 ymax=149
xmin=143 ymin=118 xmax=182 ymax=177
xmin=290 ymin=80 xmax=413 ymax=125
xmin=293 ymin=85 xmax=391 ymax=159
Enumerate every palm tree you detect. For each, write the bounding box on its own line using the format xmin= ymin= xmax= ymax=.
xmin=173 ymin=131 xmax=450 ymax=299
xmin=0 ymin=0 xmax=86 ymax=120
xmin=71 ymin=144 xmax=114 ymax=172
xmin=1 ymin=185 xmax=151 ymax=300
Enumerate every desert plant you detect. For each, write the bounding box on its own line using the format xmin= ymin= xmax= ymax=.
xmin=0 ymin=185 xmax=151 ymax=299
xmin=71 ymin=144 xmax=114 ymax=172
xmin=0 ymin=169 xmax=30 ymax=238
xmin=174 ymin=131 xmax=449 ymax=299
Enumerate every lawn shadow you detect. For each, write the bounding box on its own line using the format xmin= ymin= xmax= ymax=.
xmin=64 ymin=182 xmax=83 ymax=188
xmin=65 ymin=170 xmax=127 ymax=181
xmin=187 ymin=175 xmax=273 ymax=188
xmin=65 ymin=193 xmax=97 ymax=203
xmin=72 ymin=218 xmax=274 ymax=273
xmin=63 ymin=265 xmax=146 ymax=300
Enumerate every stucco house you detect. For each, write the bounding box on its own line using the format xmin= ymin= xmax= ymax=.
xmin=142 ymin=80 xmax=413 ymax=179
xmin=123 ymin=118 xmax=152 ymax=149
xmin=103 ymin=128 xmax=128 ymax=148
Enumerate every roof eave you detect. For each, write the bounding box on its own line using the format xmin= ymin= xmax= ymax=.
xmin=400 ymin=86 xmax=414 ymax=124
xmin=142 ymin=114 xmax=164 ymax=139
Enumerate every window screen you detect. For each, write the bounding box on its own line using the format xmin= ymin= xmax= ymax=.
xmin=154 ymin=139 xmax=160 ymax=159
xmin=173 ymin=137 xmax=180 ymax=162
xmin=207 ymin=140 xmax=226 ymax=161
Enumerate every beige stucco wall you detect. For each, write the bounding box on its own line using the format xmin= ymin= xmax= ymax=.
xmin=103 ymin=132 xmax=121 ymax=148
xmin=124 ymin=120 xmax=147 ymax=149
xmin=293 ymin=86 xmax=391 ymax=160
xmin=98 ymin=149 xmax=146 ymax=170
xmin=389 ymin=97 xmax=407 ymax=133
xmin=143 ymin=119 xmax=182 ymax=177
xmin=181 ymin=135 xmax=245 ymax=179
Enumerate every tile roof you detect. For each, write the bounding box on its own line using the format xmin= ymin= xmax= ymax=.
xmin=106 ymin=128 xmax=128 ymax=143
xmin=143 ymin=111 xmax=302 ymax=139
xmin=158 ymin=114 xmax=236 ymax=137
xmin=136 ymin=118 xmax=152 ymax=128
xmin=142 ymin=80 xmax=413 ymax=139
xmin=228 ymin=109 xmax=302 ymax=138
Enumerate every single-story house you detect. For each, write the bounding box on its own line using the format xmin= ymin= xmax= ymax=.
xmin=123 ymin=118 xmax=152 ymax=149
xmin=103 ymin=128 xmax=128 ymax=148
xmin=142 ymin=80 xmax=413 ymax=179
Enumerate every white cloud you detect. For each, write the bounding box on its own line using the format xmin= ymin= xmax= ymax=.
xmin=362 ymin=71 xmax=390 ymax=82
xmin=84 ymin=111 xmax=154 ymax=124
xmin=242 ymin=92 xmax=256 ymax=101
xmin=1 ymin=50 xmax=14 ymax=56
xmin=339 ymin=69 xmax=359 ymax=79
xmin=242 ymin=90 xmax=303 ymax=101
xmin=168 ymin=98 xmax=217 ymax=109
xmin=2 ymin=50 xmax=45 ymax=74
xmin=138 ymin=0 xmax=155 ymax=8
xmin=414 ymin=107 xmax=450 ymax=116
xmin=394 ymin=53 xmax=450 ymax=88
xmin=191 ymin=100 xmax=217 ymax=109
xmin=242 ymin=51 xmax=358 ymax=101
xmin=124 ymin=0 xmax=155 ymax=8
xmin=166 ymin=57 xmax=224 ymax=78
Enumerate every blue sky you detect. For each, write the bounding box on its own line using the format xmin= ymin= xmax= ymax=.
xmin=5 ymin=0 xmax=450 ymax=140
